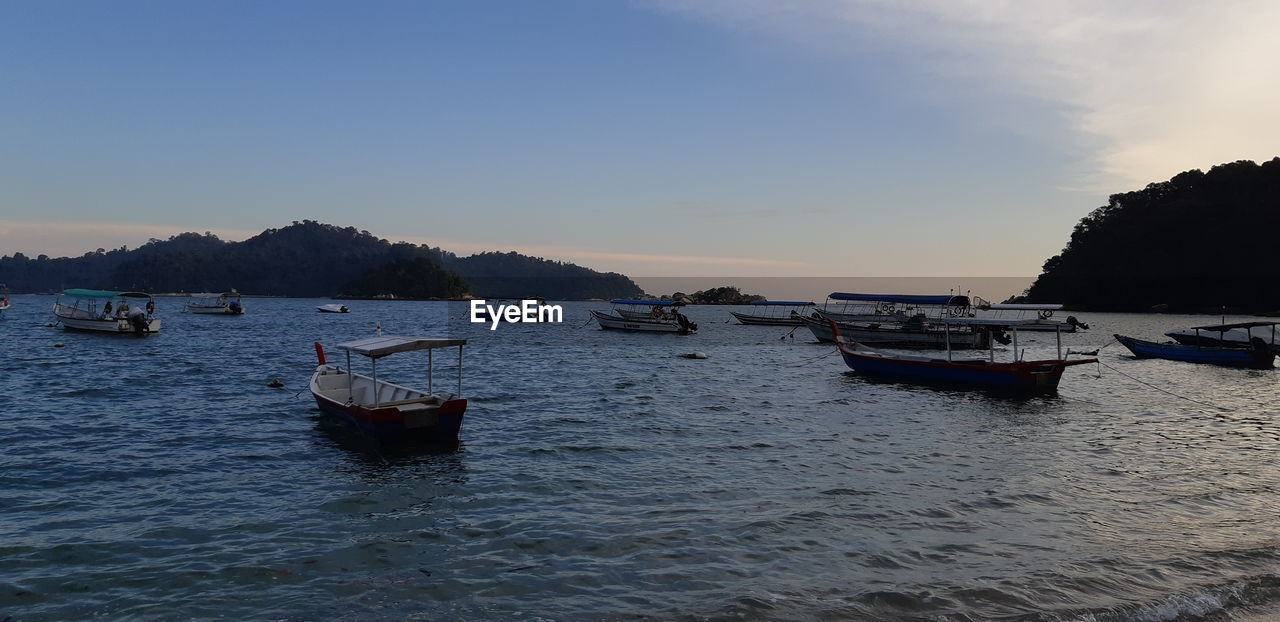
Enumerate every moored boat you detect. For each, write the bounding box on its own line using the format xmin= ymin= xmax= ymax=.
xmin=318 ymin=303 xmax=349 ymax=313
xmin=0 ymin=286 xmax=9 ymax=316
xmin=1165 ymin=321 xmax=1280 ymax=353
xmin=186 ymin=292 xmax=244 ymax=315
xmin=797 ymin=312 xmax=990 ymax=348
xmin=978 ymin=303 xmax=1087 ymax=332
xmin=611 ymin=299 xmax=687 ymax=321
xmin=831 ymin=318 xmax=1096 ymax=391
xmin=310 ymin=336 xmax=468 ymax=442
xmin=51 ymin=289 xmax=161 ymax=334
xmin=730 ymin=301 xmax=814 ymax=325
xmin=1114 ymin=332 xmax=1274 ymax=369
xmin=590 ymin=309 xmax=696 ymax=334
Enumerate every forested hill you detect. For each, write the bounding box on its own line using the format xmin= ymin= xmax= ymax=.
xmin=0 ymin=221 xmax=644 ymax=300
xmin=1026 ymin=158 xmax=1280 ymax=312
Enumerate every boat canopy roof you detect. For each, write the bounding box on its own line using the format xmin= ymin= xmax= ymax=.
xmin=1187 ymin=321 xmax=1280 ymax=331
xmin=611 ymin=299 xmax=684 ymax=307
xmin=751 ymin=300 xmax=814 ymax=306
xmin=61 ymin=289 xmax=152 ymax=299
xmin=829 ymin=292 xmax=970 ymax=306
xmin=987 ymin=303 xmax=1063 ymax=311
xmin=336 ymin=335 xmax=467 ymax=358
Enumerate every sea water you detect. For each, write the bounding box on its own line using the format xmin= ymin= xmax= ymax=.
xmin=2 ymin=296 xmax=1279 ymax=621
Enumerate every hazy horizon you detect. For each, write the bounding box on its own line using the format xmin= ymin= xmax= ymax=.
xmin=4 ymin=3 xmax=1279 ymax=277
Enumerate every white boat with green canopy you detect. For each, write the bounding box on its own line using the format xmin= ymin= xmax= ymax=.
xmin=52 ymin=289 xmax=161 ymax=334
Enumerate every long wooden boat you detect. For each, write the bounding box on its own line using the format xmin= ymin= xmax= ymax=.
xmin=1114 ymin=333 xmax=1274 ymax=369
xmin=731 ymin=300 xmax=814 ymax=325
xmin=797 ymin=313 xmax=989 ymax=349
xmin=1165 ymin=321 xmax=1280 ymax=353
xmin=186 ymin=292 xmax=244 ymax=315
xmin=590 ymin=309 xmax=696 ymax=334
xmin=831 ymin=319 xmax=1096 ymax=392
xmin=310 ymin=336 xmax=468 ymax=442
xmin=52 ymin=289 xmax=161 ymax=334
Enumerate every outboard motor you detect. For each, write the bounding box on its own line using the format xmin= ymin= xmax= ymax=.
xmin=1066 ymin=315 xmax=1089 ymax=330
xmin=1249 ymin=337 xmax=1274 ymax=369
xmin=127 ymin=307 xmax=150 ymax=335
xmin=675 ymin=312 xmax=697 ymax=334
xmin=991 ymin=329 xmax=1013 ymax=346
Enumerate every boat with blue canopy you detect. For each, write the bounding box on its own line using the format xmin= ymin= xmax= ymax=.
xmin=799 ymin=292 xmax=986 ymax=348
xmin=52 ymin=289 xmax=160 ymax=334
xmin=1117 ymin=322 xmax=1279 ymax=369
xmin=731 ymin=301 xmax=814 ymax=326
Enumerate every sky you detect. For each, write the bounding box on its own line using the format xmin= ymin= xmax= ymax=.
xmin=3 ymin=0 xmax=1278 ymax=278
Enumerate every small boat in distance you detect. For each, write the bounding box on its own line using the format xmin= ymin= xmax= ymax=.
xmin=310 ymin=336 xmax=469 ymax=442
xmin=1117 ymin=322 xmax=1280 ymax=369
xmin=186 ymin=292 xmax=244 ymax=315
xmin=731 ymin=301 xmax=814 ymax=326
xmin=830 ymin=318 xmax=1096 ymax=392
xmin=0 ymin=284 xmax=9 ymax=316
xmin=318 ymin=303 xmax=349 ymax=313
xmin=52 ymin=289 xmax=161 ymax=334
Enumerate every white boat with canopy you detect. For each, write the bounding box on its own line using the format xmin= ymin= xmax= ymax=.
xmin=977 ymin=303 xmax=1087 ymax=332
xmin=799 ymin=293 xmax=989 ymax=348
xmin=186 ymin=292 xmax=244 ymax=315
xmin=52 ymin=289 xmax=160 ymax=334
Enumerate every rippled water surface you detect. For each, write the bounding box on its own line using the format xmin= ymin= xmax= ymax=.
xmin=2 ymin=296 xmax=1279 ymax=621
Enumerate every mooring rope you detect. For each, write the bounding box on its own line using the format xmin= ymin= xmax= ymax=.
xmin=1095 ymin=359 xmax=1229 ymax=412
xmin=786 ymin=348 xmax=838 ymax=367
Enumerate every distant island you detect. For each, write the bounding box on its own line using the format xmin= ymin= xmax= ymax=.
xmin=0 ymin=220 xmax=644 ymax=300
xmin=654 ymin=286 xmax=766 ymax=305
xmin=1026 ymin=157 xmax=1280 ymax=313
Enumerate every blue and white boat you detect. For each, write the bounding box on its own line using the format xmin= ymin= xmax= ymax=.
xmin=1116 ymin=322 xmax=1278 ymax=369
xmin=730 ymin=301 xmax=814 ymax=326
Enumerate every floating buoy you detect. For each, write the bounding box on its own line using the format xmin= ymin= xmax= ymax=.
xmin=267 ymin=379 xmax=284 ymax=388
xmin=679 ymin=352 xmax=708 ymax=359
xmin=54 ymin=342 xmax=64 ymax=348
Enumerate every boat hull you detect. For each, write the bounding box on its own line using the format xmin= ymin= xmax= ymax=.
xmin=730 ymin=311 xmax=803 ymax=326
xmin=1115 ymin=334 xmax=1274 ymax=369
xmin=56 ymin=314 xmax=161 ymax=334
xmin=309 ymin=367 xmax=466 ymax=442
xmin=799 ymin=315 xmax=988 ymax=348
xmin=839 ymin=350 xmax=1078 ymax=390
xmin=187 ymin=305 xmax=243 ymax=315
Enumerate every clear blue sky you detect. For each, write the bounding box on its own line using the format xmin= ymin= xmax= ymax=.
xmin=3 ymin=1 xmax=1277 ymax=276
